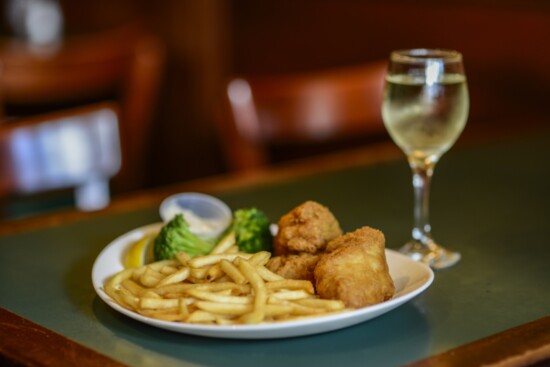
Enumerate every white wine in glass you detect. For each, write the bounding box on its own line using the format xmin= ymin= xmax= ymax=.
xmin=382 ymin=49 xmax=469 ymax=269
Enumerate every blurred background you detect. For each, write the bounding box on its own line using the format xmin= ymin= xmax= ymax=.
xmin=0 ymin=0 xmax=548 ymax=219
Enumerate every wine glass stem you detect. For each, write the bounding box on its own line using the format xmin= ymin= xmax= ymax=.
xmin=410 ymin=161 xmax=436 ymax=247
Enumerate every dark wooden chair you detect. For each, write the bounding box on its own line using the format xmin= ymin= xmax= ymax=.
xmin=216 ymin=60 xmax=389 ymax=171
xmin=0 ymin=103 xmax=121 ymax=219
xmin=0 ymin=22 xmax=165 ymax=193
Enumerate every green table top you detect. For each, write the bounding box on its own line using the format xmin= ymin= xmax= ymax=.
xmin=1 ymin=133 xmax=549 ymax=367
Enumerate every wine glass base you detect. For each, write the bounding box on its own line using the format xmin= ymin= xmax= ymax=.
xmin=399 ymin=240 xmax=461 ymax=269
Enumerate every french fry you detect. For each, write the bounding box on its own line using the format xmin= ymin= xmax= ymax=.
xmin=140 ymin=298 xmax=189 ymax=321
xmin=147 ymin=260 xmax=179 ymax=272
xmin=238 ymin=259 xmax=267 ymax=324
xmin=140 ymin=268 xmax=164 ymax=287
xmin=140 ymin=297 xmax=180 ymax=310
xmin=215 ymin=275 xmax=231 ymax=283
xmin=156 ymin=267 xmax=190 ymax=287
xmin=210 ymin=232 xmax=236 ymax=254
xmin=195 ymin=301 xmax=251 ymax=316
xmin=268 ymin=290 xmax=311 ymax=302
xmin=116 ymin=288 xmax=140 ymax=310
xmin=212 ymin=289 xmax=233 ymax=296
xmin=152 ymin=283 xmax=197 ymax=295
xmin=131 ymin=266 xmax=147 ymax=282
xmin=163 ymin=293 xmax=189 ymax=299
xmin=105 ymin=268 xmax=134 ymax=305
xmin=189 ymin=267 xmax=208 ymax=281
xmin=287 ymin=302 xmax=328 ymax=316
xmin=188 ymin=253 xmax=252 ymax=268
xmin=176 ymin=252 xmax=191 ymax=265
xmin=187 ymin=289 xmax=253 ymax=304
xmin=186 ymin=310 xmax=219 ymax=323
xmin=265 ymin=279 xmax=315 ymax=294
xmin=160 ymin=265 xmax=179 ymax=275
xmin=194 ymin=282 xmax=251 ymax=293
xmin=121 ymin=278 xmax=146 ymax=297
xmin=219 ymin=259 xmax=246 ymax=284
xmin=106 ymin=268 xmax=134 ymax=292
xmin=205 ymin=264 xmax=224 ymax=282
xmin=293 ymin=298 xmax=346 ymax=311
xmin=225 ymin=246 xmax=239 ymax=254
xmin=263 ymin=304 xmax=295 ymax=317
xmin=215 ymin=317 xmax=239 ymax=325
xmin=247 ymin=251 xmax=271 ymax=266
xmin=179 ymin=298 xmax=189 ymax=319
xmin=141 ymin=290 xmax=162 ymax=299
xmin=256 ymin=265 xmax=284 ymax=282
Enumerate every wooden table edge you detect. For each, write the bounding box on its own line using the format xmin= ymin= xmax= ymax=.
xmin=405 ymin=315 xmax=550 ymax=367
xmin=0 ymin=307 xmax=127 ymax=367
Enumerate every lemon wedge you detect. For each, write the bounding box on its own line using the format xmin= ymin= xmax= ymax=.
xmin=124 ymin=234 xmax=154 ymax=268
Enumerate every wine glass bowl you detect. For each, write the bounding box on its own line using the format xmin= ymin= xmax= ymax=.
xmin=382 ymin=49 xmax=469 ymax=269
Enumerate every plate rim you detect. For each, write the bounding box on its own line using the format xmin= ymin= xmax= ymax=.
xmin=92 ymin=223 xmax=434 ymax=339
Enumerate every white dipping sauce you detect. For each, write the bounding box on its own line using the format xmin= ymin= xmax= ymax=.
xmin=180 ymin=209 xmax=220 ymax=233
xmin=163 ymin=203 xmax=227 ymax=238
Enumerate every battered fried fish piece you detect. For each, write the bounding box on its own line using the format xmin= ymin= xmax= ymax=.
xmin=314 ymin=226 xmax=395 ymax=308
xmin=266 ymin=254 xmax=320 ymax=282
xmin=325 ymin=225 xmax=385 ymax=253
xmin=274 ymin=201 xmax=342 ymax=255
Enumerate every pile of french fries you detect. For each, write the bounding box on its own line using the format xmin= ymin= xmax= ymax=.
xmin=104 ymin=235 xmax=348 ymax=325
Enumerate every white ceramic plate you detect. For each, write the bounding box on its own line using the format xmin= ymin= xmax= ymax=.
xmin=92 ymin=224 xmax=434 ymax=339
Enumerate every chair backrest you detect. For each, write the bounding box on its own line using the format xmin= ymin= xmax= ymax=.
xmin=0 ymin=22 xmax=165 ymax=192
xmin=216 ymin=60 xmax=388 ymax=171
xmin=0 ymin=103 xmax=121 ymax=218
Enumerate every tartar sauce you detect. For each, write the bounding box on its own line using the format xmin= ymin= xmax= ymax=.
xmin=163 ymin=203 xmax=227 ymax=239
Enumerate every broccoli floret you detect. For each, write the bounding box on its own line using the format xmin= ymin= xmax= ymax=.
xmin=153 ymin=214 xmax=215 ymax=260
xmin=232 ymin=208 xmax=273 ymax=253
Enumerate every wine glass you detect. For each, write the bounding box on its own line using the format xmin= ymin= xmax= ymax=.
xmin=381 ymin=48 xmax=469 ymax=269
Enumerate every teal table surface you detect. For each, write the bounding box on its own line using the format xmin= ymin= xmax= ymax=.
xmin=1 ymin=133 xmax=549 ymax=367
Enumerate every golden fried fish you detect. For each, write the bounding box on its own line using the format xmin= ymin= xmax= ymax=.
xmin=314 ymin=226 xmax=395 ymax=308
xmin=266 ymin=253 xmax=320 ymax=282
xmin=274 ymin=201 xmax=342 ymax=255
